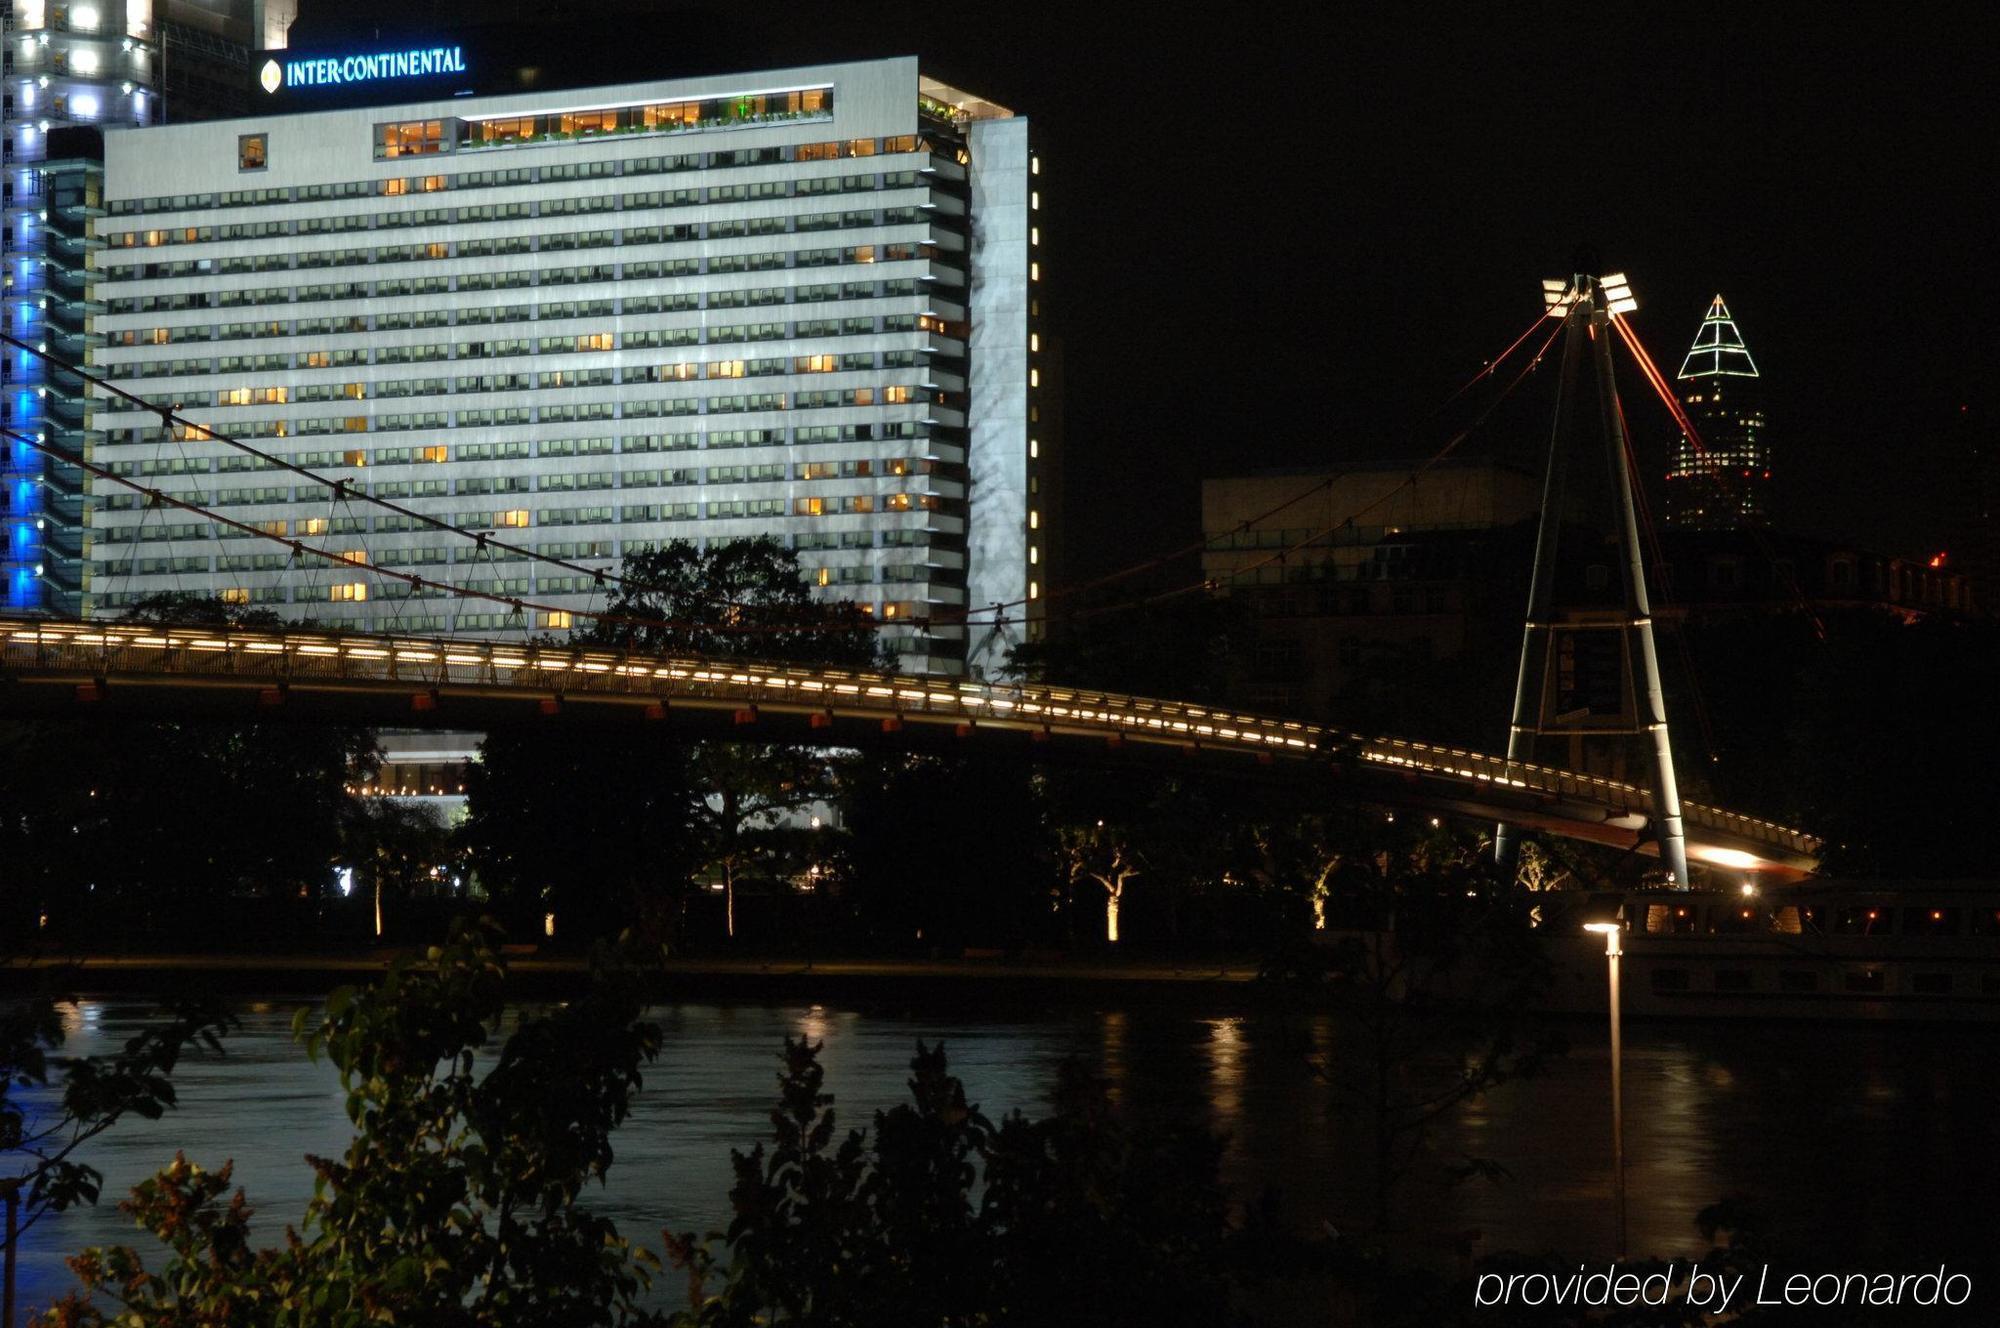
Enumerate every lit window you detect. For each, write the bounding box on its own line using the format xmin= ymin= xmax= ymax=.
xmin=329 ymin=582 xmax=368 ymax=602
xmin=238 ymin=133 xmax=267 ymax=172
xmin=338 ymin=549 xmax=367 ymax=566
xmin=575 ymin=332 xmax=613 ymax=352
xmin=419 ymin=445 xmax=447 ymax=463
xmin=299 ymin=517 xmax=330 ymax=536
xmin=882 ymin=385 xmax=911 ymax=404
xmin=541 ymin=610 xmax=573 ymax=629
xmin=220 ymin=587 xmax=249 ymax=605
xmin=1029 ymin=509 xmax=1040 ymax=529
xmin=795 ymin=496 xmax=826 ymax=516
xmin=709 ymin=360 xmax=746 ymax=379
xmin=498 ymin=509 xmax=530 ymax=528
xmin=254 ymin=520 xmax=288 ymax=536
xmin=1030 ymin=546 xmax=1039 ymax=564
xmin=1029 ymin=581 xmax=1040 ymax=599
xmin=342 ymin=449 xmax=367 ymax=467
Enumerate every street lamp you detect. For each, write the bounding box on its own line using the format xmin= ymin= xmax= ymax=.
xmin=1583 ymin=919 xmax=1626 ymax=1259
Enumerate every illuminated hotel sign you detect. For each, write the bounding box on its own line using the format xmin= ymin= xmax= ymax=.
xmin=262 ymin=46 xmax=468 ymax=94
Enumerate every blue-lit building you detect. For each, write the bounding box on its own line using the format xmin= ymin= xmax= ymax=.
xmin=5 ymin=0 xmax=282 ymax=612
xmin=5 ymin=2 xmax=157 ymax=612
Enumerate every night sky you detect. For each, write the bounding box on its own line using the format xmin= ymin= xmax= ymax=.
xmin=308 ymin=2 xmax=1994 ymax=581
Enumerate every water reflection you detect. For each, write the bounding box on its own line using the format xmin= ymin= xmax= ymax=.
xmin=12 ymin=1001 xmax=1999 ymax=1317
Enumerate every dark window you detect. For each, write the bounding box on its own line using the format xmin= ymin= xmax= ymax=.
xmin=1708 ymin=905 xmax=1764 ymax=934
xmin=1971 ymin=908 xmax=2000 ymax=936
xmin=1903 ymin=907 xmax=1962 ymax=936
xmin=1912 ymin=973 xmax=1953 ymax=995
xmin=1835 ymin=906 xmax=1893 ymax=936
xmin=1651 ymin=968 xmax=1690 ymax=993
xmin=1780 ymin=971 xmax=1819 ymax=993
xmin=1843 ymin=970 xmax=1886 ymax=993
xmin=1714 ymin=970 xmax=1753 ymax=992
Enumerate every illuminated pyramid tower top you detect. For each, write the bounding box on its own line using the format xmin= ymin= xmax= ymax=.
xmin=1676 ymin=295 xmax=1760 ymax=379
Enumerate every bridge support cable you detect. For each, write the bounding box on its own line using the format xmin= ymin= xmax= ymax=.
xmin=0 ymin=311 xmax=1553 ymax=642
xmin=1493 ymin=270 xmax=1690 ymax=887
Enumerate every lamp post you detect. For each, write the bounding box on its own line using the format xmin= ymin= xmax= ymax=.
xmin=1583 ymin=920 xmax=1626 ymax=1258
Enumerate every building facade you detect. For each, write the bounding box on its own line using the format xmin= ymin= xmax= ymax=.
xmin=1201 ymin=459 xmax=1540 ymax=717
xmin=5 ymin=0 xmax=279 ymax=615
xmin=85 ymin=56 xmax=1045 ymax=676
xmin=1668 ymin=294 xmax=1769 ymax=529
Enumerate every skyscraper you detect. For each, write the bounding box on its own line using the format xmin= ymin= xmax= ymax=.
xmin=1668 ymin=294 xmax=1769 ymax=529
xmin=3 ymin=0 xmax=278 ymax=614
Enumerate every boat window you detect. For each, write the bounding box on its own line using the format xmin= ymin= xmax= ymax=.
xmin=1912 ymin=973 xmax=1952 ymax=995
xmin=1968 ymin=908 xmax=2000 ymax=936
xmin=1708 ymin=905 xmax=1764 ymax=935
xmin=1651 ymin=968 xmax=1690 ymax=992
xmin=1714 ymin=969 xmax=1753 ymax=991
xmin=1902 ymin=907 xmax=1961 ymax=936
xmin=1780 ymin=971 xmax=1818 ymax=993
xmin=1843 ymin=969 xmax=1887 ymax=993
xmin=1645 ymin=903 xmax=1699 ymax=935
xmin=1835 ymin=906 xmax=1893 ymax=936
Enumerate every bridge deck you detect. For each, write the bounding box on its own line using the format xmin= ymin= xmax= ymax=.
xmin=0 ymin=616 xmax=1820 ymax=877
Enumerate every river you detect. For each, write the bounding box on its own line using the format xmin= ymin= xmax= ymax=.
xmin=11 ymin=997 xmax=1998 ymax=1318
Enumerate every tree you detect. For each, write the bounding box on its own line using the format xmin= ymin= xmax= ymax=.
xmin=583 ymin=538 xmax=885 ymax=943
xmin=1055 ymin=821 xmax=1142 ymax=946
xmin=0 ymin=593 xmax=375 ymax=949
xmin=0 ymin=991 xmax=232 ymax=1327
xmin=339 ymin=797 xmax=455 ymax=940
xmin=459 ymin=726 xmax=699 ymax=946
xmin=42 ymin=922 xmax=668 ymax=1328
xmin=667 ymin=1041 xmax=1255 ymax=1327
xmin=1301 ymin=815 xmax=1564 ymax=1234
xmin=836 ymin=754 xmax=1051 ymax=954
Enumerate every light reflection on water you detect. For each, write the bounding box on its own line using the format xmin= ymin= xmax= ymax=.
xmin=14 ymin=1000 xmax=1998 ymax=1315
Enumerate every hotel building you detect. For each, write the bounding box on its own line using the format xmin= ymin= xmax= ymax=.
xmin=84 ymin=54 xmax=1045 ymax=676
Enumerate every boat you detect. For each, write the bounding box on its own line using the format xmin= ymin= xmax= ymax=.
xmin=1536 ymin=881 xmax=2000 ymax=1021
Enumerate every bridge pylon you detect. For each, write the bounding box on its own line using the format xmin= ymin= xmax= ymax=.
xmin=1494 ymin=266 xmax=1689 ymax=887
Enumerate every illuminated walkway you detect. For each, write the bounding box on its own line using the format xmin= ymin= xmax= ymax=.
xmin=0 ymin=615 xmax=1821 ymax=878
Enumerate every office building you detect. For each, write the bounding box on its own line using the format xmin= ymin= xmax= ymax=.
xmin=1201 ymin=458 xmax=1540 ymax=717
xmin=1668 ymin=294 xmax=1769 ymax=529
xmin=4 ymin=0 xmax=280 ymax=614
xmin=86 ymin=54 xmax=1045 ymax=676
